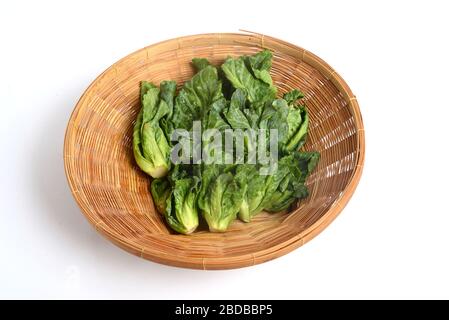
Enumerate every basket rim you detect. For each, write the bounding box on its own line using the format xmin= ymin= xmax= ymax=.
xmin=63 ymin=31 xmax=365 ymax=269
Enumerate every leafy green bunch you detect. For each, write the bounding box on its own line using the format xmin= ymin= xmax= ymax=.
xmin=134 ymin=50 xmax=320 ymax=234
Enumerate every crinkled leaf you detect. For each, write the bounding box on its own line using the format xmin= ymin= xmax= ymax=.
xmin=263 ymin=151 xmax=320 ymax=212
xmin=172 ymin=65 xmax=223 ymax=130
xmin=221 ymin=55 xmax=276 ymax=106
xmin=133 ymin=111 xmax=157 ymax=175
xmin=160 ymin=80 xmax=176 ymax=119
xmin=159 ymin=80 xmax=177 ymax=141
xmin=133 ymin=82 xmax=171 ymax=178
xmin=245 ymin=49 xmax=273 ymax=86
xmin=204 ymin=98 xmax=230 ymax=131
xmin=141 ymin=86 xmax=161 ymax=126
xmin=258 ymin=99 xmax=289 ymax=155
xmin=284 ymin=106 xmax=309 ymax=152
xmin=150 ymin=178 xmax=171 ymax=214
xmin=235 ymin=164 xmax=267 ymax=222
xmin=192 ymin=58 xmax=211 ymax=72
xmin=165 ymin=177 xmax=200 ymax=234
xmin=198 ymin=166 xmax=243 ymax=232
xmin=224 ymin=89 xmax=251 ymax=129
xmin=283 ymin=89 xmax=304 ymax=104
xmin=140 ymin=81 xmax=157 ymax=102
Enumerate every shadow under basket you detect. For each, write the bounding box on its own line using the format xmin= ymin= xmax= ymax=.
xmin=64 ymin=32 xmax=365 ymax=270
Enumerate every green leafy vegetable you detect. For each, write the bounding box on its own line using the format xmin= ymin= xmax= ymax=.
xmin=283 ymin=89 xmax=304 ymax=104
xmin=159 ymin=80 xmax=177 ymax=138
xmin=172 ymin=65 xmax=223 ymax=130
xmin=192 ymin=58 xmax=211 ymax=71
xmin=224 ymin=89 xmax=251 ymax=130
xmin=198 ymin=166 xmax=243 ymax=232
xmin=282 ymin=90 xmax=309 ymax=152
xmin=263 ymin=151 xmax=320 ymax=212
xmin=133 ymin=81 xmax=171 ymax=178
xmin=284 ymin=105 xmax=309 ymax=152
xmin=235 ymin=164 xmax=267 ymax=222
xmin=165 ymin=176 xmax=200 ymax=234
xmin=135 ymin=50 xmax=320 ymax=234
xmin=221 ymin=50 xmax=276 ymax=106
xmin=150 ymin=178 xmax=171 ymax=214
xmin=245 ymin=49 xmax=274 ymax=86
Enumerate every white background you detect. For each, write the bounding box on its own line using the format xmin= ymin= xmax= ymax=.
xmin=1 ymin=0 xmax=448 ymax=299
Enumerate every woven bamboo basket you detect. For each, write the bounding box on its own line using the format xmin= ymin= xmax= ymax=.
xmin=64 ymin=32 xmax=364 ymax=269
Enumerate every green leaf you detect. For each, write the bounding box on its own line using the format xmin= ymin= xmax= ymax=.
xmin=292 ymin=151 xmax=320 ymax=182
xmin=283 ymin=89 xmax=304 ymax=104
xmin=172 ymin=65 xmax=223 ymax=130
xmin=133 ymin=82 xmax=171 ymax=178
xmin=280 ymin=89 xmax=309 ymax=152
xmin=218 ymin=66 xmax=234 ymax=100
xmin=224 ymin=89 xmax=251 ymax=130
xmin=133 ymin=111 xmax=157 ymax=175
xmin=262 ymin=151 xmax=320 ymax=212
xmin=141 ymin=86 xmax=161 ymax=127
xmin=197 ymin=165 xmax=219 ymax=222
xmin=159 ymin=80 xmax=177 ymax=140
xmin=168 ymin=164 xmax=192 ymax=182
xmin=221 ymin=53 xmax=276 ymax=106
xmin=140 ymin=81 xmax=157 ymax=102
xmin=245 ymin=49 xmax=273 ymax=86
xmin=160 ymin=80 xmax=177 ymax=118
xmin=235 ymin=164 xmax=267 ymax=222
xmin=284 ymin=106 xmax=309 ymax=152
xmin=259 ymin=98 xmax=289 ymax=154
xmin=204 ymin=98 xmax=230 ymax=131
xmin=198 ymin=166 xmax=243 ymax=232
xmin=150 ymin=178 xmax=171 ymax=214
xmin=257 ymin=95 xmax=310 ymax=154
xmin=165 ymin=177 xmax=200 ymax=234
xmin=285 ymin=107 xmax=302 ymax=144
xmin=192 ymin=58 xmax=211 ymax=72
